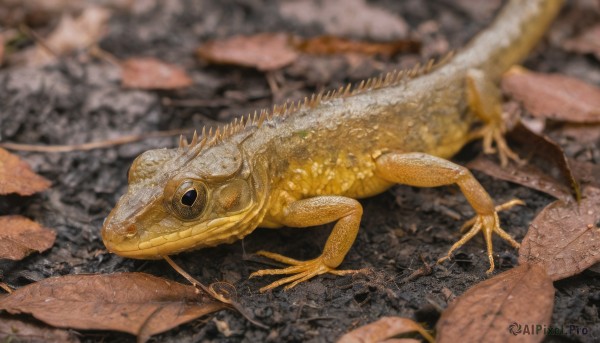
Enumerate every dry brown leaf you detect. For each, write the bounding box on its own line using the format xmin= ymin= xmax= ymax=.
xmin=437 ymin=263 xmax=554 ymax=343
xmin=470 ymin=122 xmax=581 ymax=202
xmin=508 ymin=123 xmax=581 ymax=201
xmin=0 ymin=215 xmax=56 ymax=260
xmin=280 ymin=0 xmax=408 ymax=40
xmin=0 ymin=315 xmax=79 ymax=343
xmin=294 ymin=36 xmax=420 ymax=57
xmin=569 ymin=159 xmax=600 ymax=189
xmin=563 ymin=24 xmax=600 ymax=60
xmin=24 ymin=6 xmax=110 ymax=65
xmin=197 ymin=33 xmax=298 ymax=71
xmin=519 ymin=187 xmax=600 ymax=281
xmin=121 ymin=57 xmax=193 ymax=90
xmin=502 ymin=66 xmax=600 ymax=123
xmin=468 ymin=155 xmax=572 ymax=202
xmin=0 ymin=148 xmax=51 ymax=195
xmin=338 ymin=317 xmax=434 ymax=343
xmin=0 ymin=33 xmax=4 ymax=66
xmin=0 ymin=273 xmax=227 ymax=343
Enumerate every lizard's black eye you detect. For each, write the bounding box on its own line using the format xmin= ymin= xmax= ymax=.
xmin=181 ymin=189 xmax=197 ymax=206
xmin=171 ymin=180 xmax=208 ymax=220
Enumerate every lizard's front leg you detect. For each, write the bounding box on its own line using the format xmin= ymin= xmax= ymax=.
xmin=375 ymin=152 xmax=522 ymax=273
xmin=250 ymin=196 xmax=362 ymax=292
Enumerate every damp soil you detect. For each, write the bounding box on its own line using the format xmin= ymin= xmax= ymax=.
xmin=1 ymin=0 xmax=599 ymax=342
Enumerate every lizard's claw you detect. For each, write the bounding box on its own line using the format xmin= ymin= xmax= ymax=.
xmin=438 ymin=199 xmax=524 ymax=273
xmin=480 ymin=120 xmax=522 ymax=167
xmin=250 ymin=250 xmax=358 ymax=292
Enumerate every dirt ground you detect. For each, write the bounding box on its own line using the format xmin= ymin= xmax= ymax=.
xmin=1 ymin=0 xmax=599 ymax=342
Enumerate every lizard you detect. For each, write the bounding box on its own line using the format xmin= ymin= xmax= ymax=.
xmin=102 ymin=0 xmax=564 ymax=292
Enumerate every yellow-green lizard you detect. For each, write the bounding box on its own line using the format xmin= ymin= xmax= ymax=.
xmin=102 ymin=0 xmax=564 ymax=291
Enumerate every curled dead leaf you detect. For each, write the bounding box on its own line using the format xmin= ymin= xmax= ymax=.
xmin=197 ymin=33 xmax=298 ymax=71
xmin=0 ymin=148 xmax=50 ymax=195
xmin=507 ymin=123 xmax=581 ymax=201
xmin=338 ymin=317 xmax=434 ymax=343
xmin=121 ymin=57 xmax=193 ymax=90
xmin=470 ymin=122 xmax=583 ymax=202
xmin=437 ymin=263 xmax=554 ymax=343
xmin=502 ymin=66 xmax=600 ymax=123
xmin=0 ymin=215 xmax=56 ymax=260
xmin=468 ymin=155 xmax=572 ymax=202
xmin=0 ymin=273 xmax=227 ymax=343
xmin=519 ymin=187 xmax=600 ymax=281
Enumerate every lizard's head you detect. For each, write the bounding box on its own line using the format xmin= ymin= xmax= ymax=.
xmin=102 ymin=135 xmax=268 ymax=259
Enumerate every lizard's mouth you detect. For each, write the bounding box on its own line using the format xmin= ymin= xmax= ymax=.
xmin=102 ymin=214 xmax=252 ymax=259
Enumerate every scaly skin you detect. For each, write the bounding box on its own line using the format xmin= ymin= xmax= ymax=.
xmin=102 ymin=0 xmax=564 ymax=291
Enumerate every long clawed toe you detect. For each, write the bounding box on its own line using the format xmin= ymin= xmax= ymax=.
xmin=250 ymin=251 xmax=361 ymax=291
xmin=439 ymin=199 xmax=524 ymax=273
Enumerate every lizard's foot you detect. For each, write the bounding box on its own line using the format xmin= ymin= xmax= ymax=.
xmin=480 ymin=121 xmax=522 ymax=167
xmin=437 ymin=199 xmax=524 ymax=274
xmin=250 ymin=250 xmax=358 ymax=292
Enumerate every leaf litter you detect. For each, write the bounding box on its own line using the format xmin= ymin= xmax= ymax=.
xmin=0 ymin=147 xmax=50 ymax=195
xmin=502 ymin=66 xmax=600 ymax=123
xmin=519 ymin=187 xmax=600 ymax=281
xmin=121 ymin=57 xmax=193 ymax=90
xmin=338 ymin=316 xmax=434 ymax=343
xmin=562 ymin=23 xmax=600 ymax=60
xmin=197 ymin=33 xmax=299 ymax=72
xmin=0 ymin=215 xmax=56 ymax=261
xmin=279 ymin=0 xmax=408 ymax=40
xmin=436 ymin=263 xmax=554 ymax=343
xmin=0 ymin=273 xmax=228 ymax=343
xmin=19 ymin=6 xmax=111 ymax=66
xmin=469 ymin=122 xmax=580 ymax=202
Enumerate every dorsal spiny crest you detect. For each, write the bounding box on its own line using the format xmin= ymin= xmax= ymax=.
xmin=177 ymin=53 xmax=453 ymax=153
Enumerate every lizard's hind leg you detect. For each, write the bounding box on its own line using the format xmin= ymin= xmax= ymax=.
xmin=374 ymin=152 xmax=522 ymax=273
xmin=466 ymin=68 xmax=521 ymax=166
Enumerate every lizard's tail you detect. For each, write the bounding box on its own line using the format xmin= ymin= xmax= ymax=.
xmin=449 ymin=0 xmax=564 ymax=80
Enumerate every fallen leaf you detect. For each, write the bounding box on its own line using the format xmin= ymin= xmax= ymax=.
xmin=197 ymin=33 xmax=298 ymax=71
xmin=0 ymin=215 xmax=56 ymax=260
xmin=24 ymin=6 xmax=110 ymax=65
xmin=502 ymin=66 xmax=600 ymax=123
xmin=294 ymin=36 xmax=420 ymax=57
xmin=568 ymin=159 xmax=600 ymax=188
xmin=437 ymin=263 xmax=554 ymax=343
xmin=508 ymin=123 xmax=581 ymax=201
xmin=0 ymin=148 xmax=51 ymax=195
xmin=519 ymin=187 xmax=600 ymax=281
xmin=0 ymin=273 xmax=227 ymax=343
xmin=279 ymin=0 xmax=408 ymax=40
xmin=121 ymin=57 xmax=193 ymax=90
xmin=563 ymin=24 xmax=600 ymax=60
xmin=0 ymin=33 xmax=4 ymax=65
xmin=0 ymin=315 xmax=79 ymax=343
xmin=468 ymin=155 xmax=572 ymax=202
xmin=338 ymin=317 xmax=434 ymax=343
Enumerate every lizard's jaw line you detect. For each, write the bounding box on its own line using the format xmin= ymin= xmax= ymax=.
xmin=106 ymin=215 xmax=252 ymax=259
